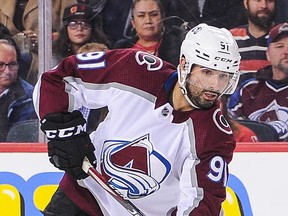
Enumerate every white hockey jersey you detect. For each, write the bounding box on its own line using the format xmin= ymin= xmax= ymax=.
xmin=33 ymin=49 xmax=235 ymax=216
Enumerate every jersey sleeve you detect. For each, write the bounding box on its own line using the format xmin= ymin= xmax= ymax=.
xmin=33 ymin=61 xmax=68 ymax=118
xmin=33 ymin=49 xmax=176 ymax=119
xmin=228 ymin=85 xmax=243 ymax=118
xmin=177 ymin=107 xmax=236 ymax=215
xmin=34 ymin=51 xmax=119 ymax=118
xmin=228 ymin=78 xmax=257 ymax=119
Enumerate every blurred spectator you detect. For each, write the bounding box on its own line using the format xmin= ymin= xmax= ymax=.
xmin=52 ymin=3 xmax=110 ymax=65
xmin=228 ymin=23 xmax=288 ymax=141
xmin=0 ymin=39 xmax=37 ymax=141
xmin=220 ymin=95 xmax=259 ymax=142
xmin=79 ymin=0 xmax=180 ymax=46
xmin=113 ymin=0 xmax=187 ymax=67
xmin=230 ymin=0 xmax=276 ymax=81
xmin=0 ymin=0 xmax=77 ymax=85
xmin=174 ymin=0 xmax=246 ymax=29
xmin=0 ymin=0 xmax=76 ymax=36
xmin=0 ymin=23 xmax=31 ymax=81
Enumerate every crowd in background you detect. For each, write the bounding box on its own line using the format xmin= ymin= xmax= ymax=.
xmin=0 ymin=0 xmax=288 ymax=142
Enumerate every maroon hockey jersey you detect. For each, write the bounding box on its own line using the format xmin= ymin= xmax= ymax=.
xmin=34 ymin=49 xmax=236 ymax=215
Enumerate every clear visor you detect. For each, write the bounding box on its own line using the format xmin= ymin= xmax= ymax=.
xmin=185 ymin=67 xmax=234 ymax=95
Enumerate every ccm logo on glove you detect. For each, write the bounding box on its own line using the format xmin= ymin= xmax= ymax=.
xmin=43 ymin=123 xmax=86 ymax=139
xmin=40 ymin=111 xmax=96 ymax=179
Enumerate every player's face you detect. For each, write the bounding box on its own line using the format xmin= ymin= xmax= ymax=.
xmin=67 ymin=19 xmax=92 ymax=46
xmin=185 ymin=65 xmax=231 ymax=109
xmin=244 ymin=0 xmax=275 ymax=28
xmin=131 ymin=0 xmax=163 ymax=42
xmin=266 ymin=36 xmax=288 ymax=76
xmin=0 ymin=44 xmax=18 ymax=92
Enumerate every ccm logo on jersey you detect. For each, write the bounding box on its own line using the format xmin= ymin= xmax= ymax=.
xmin=44 ymin=124 xmax=86 ymax=139
xmin=135 ymin=51 xmax=163 ymax=71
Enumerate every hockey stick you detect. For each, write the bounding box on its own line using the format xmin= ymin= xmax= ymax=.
xmin=82 ymin=157 xmax=146 ymax=216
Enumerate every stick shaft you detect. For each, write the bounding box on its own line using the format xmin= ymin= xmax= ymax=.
xmin=82 ymin=158 xmax=146 ymax=216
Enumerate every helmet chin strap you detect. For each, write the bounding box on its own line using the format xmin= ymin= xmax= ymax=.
xmin=177 ymin=65 xmax=201 ymax=109
xmin=179 ymin=85 xmax=201 ymax=109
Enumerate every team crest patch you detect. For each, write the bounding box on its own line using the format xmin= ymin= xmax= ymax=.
xmin=100 ymin=134 xmax=171 ymax=199
xmin=135 ymin=51 xmax=163 ymax=71
xmin=213 ymin=108 xmax=233 ymax=135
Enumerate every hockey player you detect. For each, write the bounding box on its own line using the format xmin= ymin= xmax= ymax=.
xmin=33 ymin=23 xmax=241 ymax=215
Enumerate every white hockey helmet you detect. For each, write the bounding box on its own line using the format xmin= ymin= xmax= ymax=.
xmin=178 ymin=23 xmax=241 ymax=95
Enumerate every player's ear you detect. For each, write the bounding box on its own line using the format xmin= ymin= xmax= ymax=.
xmin=179 ymin=56 xmax=190 ymax=80
xmin=180 ymin=57 xmax=186 ymax=72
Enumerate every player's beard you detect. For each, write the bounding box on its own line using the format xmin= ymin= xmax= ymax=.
xmin=185 ymin=82 xmax=218 ymax=109
xmin=246 ymin=7 xmax=274 ymax=30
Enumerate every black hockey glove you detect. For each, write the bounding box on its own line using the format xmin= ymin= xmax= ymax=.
xmin=40 ymin=110 xmax=96 ymax=180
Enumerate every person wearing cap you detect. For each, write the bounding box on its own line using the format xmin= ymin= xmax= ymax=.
xmin=52 ymin=3 xmax=110 ymax=66
xmin=229 ymin=22 xmax=288 ymax=141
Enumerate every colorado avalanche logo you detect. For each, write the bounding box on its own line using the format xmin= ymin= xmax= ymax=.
xmin=249 ymin=100 xmax=288 ymax=122
xmin=135 ymin=51 xmax=163 ymax=71
xmin=249 ymin=100 xmax=288 ymax=139
xmin=100 ymin=135 xmax=171 ymax=199
xmin=213 ymin=108 xmax=233 ymax=134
